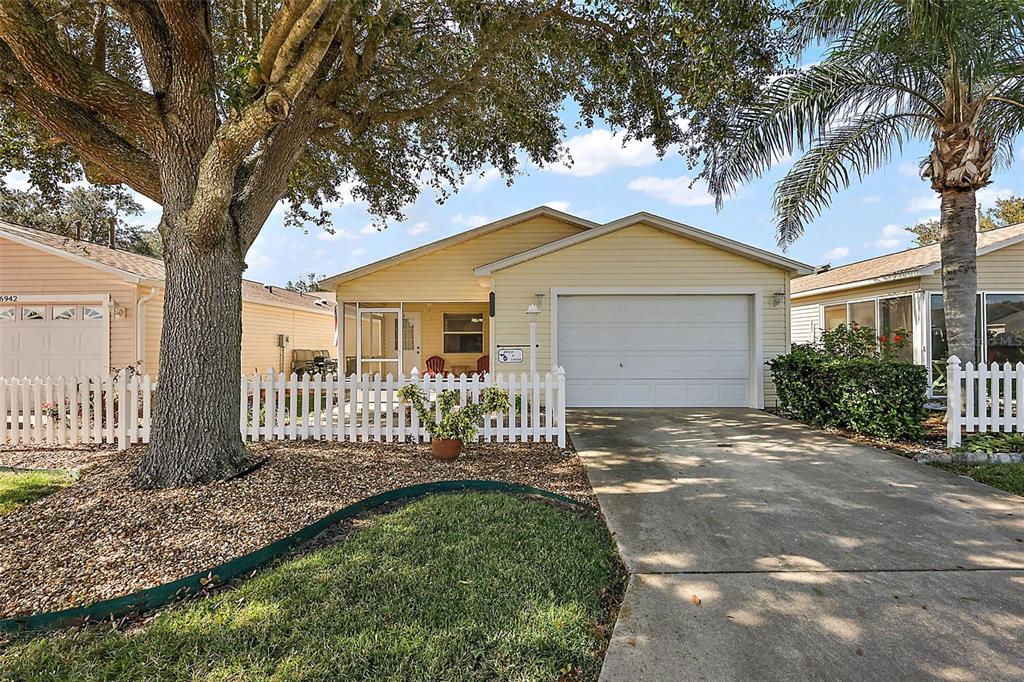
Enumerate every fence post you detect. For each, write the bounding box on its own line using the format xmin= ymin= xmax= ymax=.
xmin=555 ymin=366 xmax=566 ymax=447
xmin=116 ymin=370 xmax=128 ymax=450
xmin=946 ymin=355 xmax=962 ymax=448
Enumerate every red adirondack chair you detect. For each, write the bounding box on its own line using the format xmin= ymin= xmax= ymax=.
xmin=476 ymin=355 xmax=489 ymax=375
xmin=424 ymin=355 xmax=446 ymax=377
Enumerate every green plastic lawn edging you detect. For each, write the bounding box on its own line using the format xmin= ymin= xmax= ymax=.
xmin=0 ymin=480 xmax=593 ymax=633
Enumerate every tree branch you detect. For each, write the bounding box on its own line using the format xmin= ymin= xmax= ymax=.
xmin=109 ymin=0 xmax=173 ymax=93
xmin=0 ymin=0 xmax=162 ymax=143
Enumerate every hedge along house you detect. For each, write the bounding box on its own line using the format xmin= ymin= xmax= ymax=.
xmin=323 ymin=207 xmax=812 ymax=408
xmin=0 ymin=221 xmax=336 ymax=378
xmin=790 ymin=222 xmax=1024 ymax=397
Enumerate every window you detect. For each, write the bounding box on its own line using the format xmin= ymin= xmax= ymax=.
xmin=21 ymin=306 xmax=44 ymax=320
xmin=83 ymin=306 xmax=105 ymax=320
xmin=984 ymin=293 xmax=1024 ymax=364
xmin=879 ymin=296 xmax=913 ymax=362
xmin=823 ymin=305 xmax=846 ymax=331
xmin=443 ymin=313 xmax=484 ymax=353
xmin=52 ymin=306 xmax=77 ymax=321
xmin=847 ymin=300 xmax=876 ymax=330
xmin=0 ymin=307 xmax=13 ymax=321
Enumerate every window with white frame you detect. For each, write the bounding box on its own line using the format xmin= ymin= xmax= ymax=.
xmin=83 ymin=306 xmax=105 ymax=320
xmin=21 ymin=306 xmax=44 ymax=320
xmin=443 ymin=313 xmax=484 ymax=353
xmin=0 ymin=306 xmax=13 ymax=321
xmin=821 ymin=295 xmax=914 ymax=360
xmin=52 ymin=305 xmax=77 ymax=321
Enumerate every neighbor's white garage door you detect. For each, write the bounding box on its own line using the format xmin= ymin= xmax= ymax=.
xmin=0 ymin=303 xmax=108 ymax=378
xmin=557 ymin=294 xmax=752 ymax=407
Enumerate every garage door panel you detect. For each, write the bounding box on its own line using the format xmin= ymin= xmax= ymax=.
xmin=557 ymin=294 xmax=752 ymax=408
xmin=0 ymin=304 xmax=107 ymax=378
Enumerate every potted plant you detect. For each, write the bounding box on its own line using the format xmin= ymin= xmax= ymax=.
xmin=398 ymin=384 xmax=510 ymax=461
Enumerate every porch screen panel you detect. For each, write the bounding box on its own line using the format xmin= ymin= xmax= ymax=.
xmin=847 ymin=301 xmax=876 ymax=330
xmin=985 ymin=294 xmax=1024 ymax=364
xmin=823 ymin=305 xmax=846 ymax=331
xmin=879 ymin=296 xmax=913 ymax=362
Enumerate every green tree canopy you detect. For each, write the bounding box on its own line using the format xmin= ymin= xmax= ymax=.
xmin=0 ymin=183 xmax=160 ymax=256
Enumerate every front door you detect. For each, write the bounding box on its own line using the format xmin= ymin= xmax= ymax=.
xmin=401 ymin=312 xmax=422 ymax=375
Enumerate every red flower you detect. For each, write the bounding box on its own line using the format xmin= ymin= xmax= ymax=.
xmin=892 ymin=334 xmax=903 ymax=343
xmin=879 ymin=335 xmax=888 ymax=343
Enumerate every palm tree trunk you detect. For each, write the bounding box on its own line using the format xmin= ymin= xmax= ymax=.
xmin=939 ymin=188 xmax=978 ymax=364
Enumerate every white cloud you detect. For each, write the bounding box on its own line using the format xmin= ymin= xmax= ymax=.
xmin=544 ymin=129 xmax=659 ymax=177
xmin=823 ymin=246 xmax=850 ymax=261
xmin=452 ymin=213 xmax=490 ymax=228
xmin=906 ymin=193 xmax=940 ymax=213
xmin=543 ymin=200 xmax=570 ymax=213
xmin=359 ymin=223 xmax=380 ymax=235
xmin=898 ymin=161 xmax=922 ymax=178
xmin=872 ymin=223 xmax=912 ymax=249
xmin=977 ymin=185 xmax=1013 ymax=208
xmin=862 ymin=195 xmax=881 ymax=204
xmin=468 ymin=167 xmax=500 ymax=191
xmin=3 ymin=171 xmax=32 ymax=191
xmin=351 ymin=247 xmax=365 ymax=257
xmin=626 ymin=175 xmax=716 ymax=207
xmin=316 ymin=228 xmax=358 ymax=242
xmin=406 ymin=222 xmax=429 ymax=236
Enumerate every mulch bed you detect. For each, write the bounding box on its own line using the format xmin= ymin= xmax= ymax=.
xmin=0 ymin=440 xmax=594 ymax=620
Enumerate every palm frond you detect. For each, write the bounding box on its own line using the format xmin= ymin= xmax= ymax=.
xmin=772 ymin=112 xmax=920 ymax=246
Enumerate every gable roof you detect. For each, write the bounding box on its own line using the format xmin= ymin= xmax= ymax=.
xmin=473 ymin=212 xmax=814 ymax=276
xmin=791 ymin=222 xmax=1024 ymax=297
xmin=318 ymin=206 xmax=597 ymax=288
xmin=0 ymin=221 xmax=334 ymax=314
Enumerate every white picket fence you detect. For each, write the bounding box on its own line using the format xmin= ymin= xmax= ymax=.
xmin=1 ymin=368 xmax=567 ymax=450
xmin=946 ymin=356 xmax=1024 ymax=447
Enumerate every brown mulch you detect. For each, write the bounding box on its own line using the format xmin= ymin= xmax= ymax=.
xmin=0 ymin=440 xmax=594 ymax=619
xmin=0 ymin=444 xmax=115 ymax=472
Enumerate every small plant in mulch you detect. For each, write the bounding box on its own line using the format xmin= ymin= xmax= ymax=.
xmin=955 ymin=432 xmax=1024 ymax=454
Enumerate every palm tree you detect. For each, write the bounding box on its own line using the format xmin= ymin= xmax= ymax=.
xmin=704 ymin=0 xmax=1024 ymax=364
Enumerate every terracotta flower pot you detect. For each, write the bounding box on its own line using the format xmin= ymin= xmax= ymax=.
xmin=431 ymin=438 xmax=462 ymax=462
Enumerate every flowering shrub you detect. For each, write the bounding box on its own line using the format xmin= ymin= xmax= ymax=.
xmin=770 ymin=326 xmax=927 ymax=441
xmin=398 ymin=384 xmax=510 ymax=442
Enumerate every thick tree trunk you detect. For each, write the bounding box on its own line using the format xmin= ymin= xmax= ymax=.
xmin=133 ymin=214 xmax=252 ymax=488
xmin=939 ymin=188 xmax=978 ymax=364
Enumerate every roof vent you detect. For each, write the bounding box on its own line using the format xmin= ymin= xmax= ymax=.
xmin=314 ymin=298 xmax=332 ymax=307
xmin=264 ymin=285 xmax=273 ymax=294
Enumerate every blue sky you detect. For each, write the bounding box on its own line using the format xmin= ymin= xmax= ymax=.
xmin=202 ymin=126 xmax=1023 ymax=287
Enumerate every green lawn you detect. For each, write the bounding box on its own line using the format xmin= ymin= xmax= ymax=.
xmin=930 ymin=462 xmax=1024 ymax=496
xmin=0 ymin=470 xmax=73 ymax=516
xmin=1 ymin=492 xmax=624 ymax=681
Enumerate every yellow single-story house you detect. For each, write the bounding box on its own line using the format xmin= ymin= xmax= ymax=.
xmin=322 ymin=207 xmax=813 ymax=408
xmin=0 ymin=221 xmax=336 ymax=378
xmin=790 ymin=222 xmax=1024 ymax=396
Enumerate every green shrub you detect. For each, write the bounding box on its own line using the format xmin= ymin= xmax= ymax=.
xmin=770 ymin=327 xmax=927 ymax=441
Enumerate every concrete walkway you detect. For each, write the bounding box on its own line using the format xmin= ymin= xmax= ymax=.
xmin=571 ymin=409 xmax=1024 ymax=681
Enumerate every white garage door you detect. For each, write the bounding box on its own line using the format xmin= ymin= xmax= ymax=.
xmin=0 ymin=303 xmax=108 ymax=378
xmin=557 ymin=294 xmax=752 ymax=407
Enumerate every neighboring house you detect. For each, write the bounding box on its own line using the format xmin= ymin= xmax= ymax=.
xmin=790 ymin=223 xmax=1024 ymax=396
xmin=0 ymin=221 xmax=336 ymax=378
xmin=322 ymin=207 xmax=812 ymax=408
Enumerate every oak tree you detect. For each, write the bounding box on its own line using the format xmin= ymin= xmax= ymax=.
xmin=0 ymin=0 xmax=782 ymax=486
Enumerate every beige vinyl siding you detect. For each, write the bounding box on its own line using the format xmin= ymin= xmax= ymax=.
xmin=490 ymin=223 xmax=790 ymax=405
xmin=142 ymin=291 xmax=335 ymax=376
xmin=334 ymin=216 xmax=585 ymax=302
xmin=0 ymin=236 xmax=138 ymax=369
xmin=791 ymin=304 xmax=820 ymax=345
xmin=920 ymin=240 xmax=1024 ymax=291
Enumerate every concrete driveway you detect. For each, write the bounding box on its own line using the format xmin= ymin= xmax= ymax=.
xmin=570 ymin=409 xmax=1024 ymax=681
